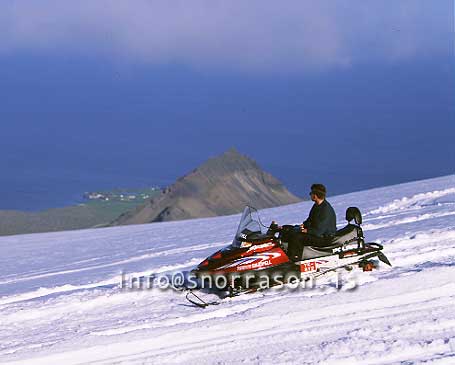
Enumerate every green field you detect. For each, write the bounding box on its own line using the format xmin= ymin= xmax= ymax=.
xmin=82 ymin=187 xmax=161 ymax=223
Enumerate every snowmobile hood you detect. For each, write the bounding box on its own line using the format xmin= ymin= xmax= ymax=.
xmin=196 ymin=245 xmax=248 ymax=272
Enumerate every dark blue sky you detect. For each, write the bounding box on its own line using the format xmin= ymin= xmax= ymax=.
xmin=0 ymin=1 xmax=454 ymax=210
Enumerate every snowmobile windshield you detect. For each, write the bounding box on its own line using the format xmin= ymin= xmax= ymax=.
xmin=232 ymin=206 xmax=267 ymax=247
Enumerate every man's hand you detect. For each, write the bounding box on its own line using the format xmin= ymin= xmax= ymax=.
xmin=300 ymin=224 xmax=307 ymax=233
xmin=270 ymin=221 xmax=282 ymax=231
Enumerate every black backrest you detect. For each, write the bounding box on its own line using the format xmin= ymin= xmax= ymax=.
xmin=346 ymin=207 xmax=362 ymax=225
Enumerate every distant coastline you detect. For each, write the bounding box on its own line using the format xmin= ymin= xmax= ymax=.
xmin=0 ymin=186 xmax=161 ymax=236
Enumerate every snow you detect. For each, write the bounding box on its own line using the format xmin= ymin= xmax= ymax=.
xmin=1 ymin=174 xmax=455 ymax=365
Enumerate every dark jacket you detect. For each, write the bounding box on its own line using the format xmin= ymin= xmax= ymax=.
xmin=303 ymin=199 xmax=337 ymax=237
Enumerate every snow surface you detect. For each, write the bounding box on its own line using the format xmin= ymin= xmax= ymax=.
xmin=1 ymin=175 xmax=455 ymax=365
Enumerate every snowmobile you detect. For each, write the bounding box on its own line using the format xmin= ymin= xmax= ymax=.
xmin=185 ymin=206 xmax=391 ymax=308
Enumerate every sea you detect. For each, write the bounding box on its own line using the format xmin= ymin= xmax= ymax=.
xmin=0 ymin=168 xmax=168 ymax=212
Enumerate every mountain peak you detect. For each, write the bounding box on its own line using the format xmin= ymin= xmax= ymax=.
xmin=223 ymin=147 xmax=242 ymax=157
xmin=195 ymin=148 xmax=258 ymax=177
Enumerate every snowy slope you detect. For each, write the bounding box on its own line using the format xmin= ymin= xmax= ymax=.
xmin=1 ymin=175 xmax=455 ymax=365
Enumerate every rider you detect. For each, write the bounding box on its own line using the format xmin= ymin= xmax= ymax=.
xmin=287 ymin=184 xmax=337 ymax=261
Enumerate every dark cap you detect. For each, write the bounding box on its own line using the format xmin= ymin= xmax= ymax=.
xmin=310 ymin=184 xmax=327 ymax=198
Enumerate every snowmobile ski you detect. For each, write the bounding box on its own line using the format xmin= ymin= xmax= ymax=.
xmin=185 ymin=290 xmax=220 ymax=308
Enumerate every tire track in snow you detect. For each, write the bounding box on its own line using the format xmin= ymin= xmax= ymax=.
xmin=0 ymin=242 xmax=227 ymax=286
xmin=0 ymin=257 xmax=204 ymax=306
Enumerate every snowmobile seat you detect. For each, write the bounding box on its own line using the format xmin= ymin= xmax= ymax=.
xmin=302 ymin=208 xmax=364 ymax=257
xmin=330 ymin=224 xmax=361 ymax=245
xmin=328 ymin=207 xmax=363 ymax=246
xmin=302 ymin=246 xmax=333 ymax=259
xmin=302 ymin=224 xmax=360 ymax=253
xmin=301 ymin=225 xmax=362 ymax=259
